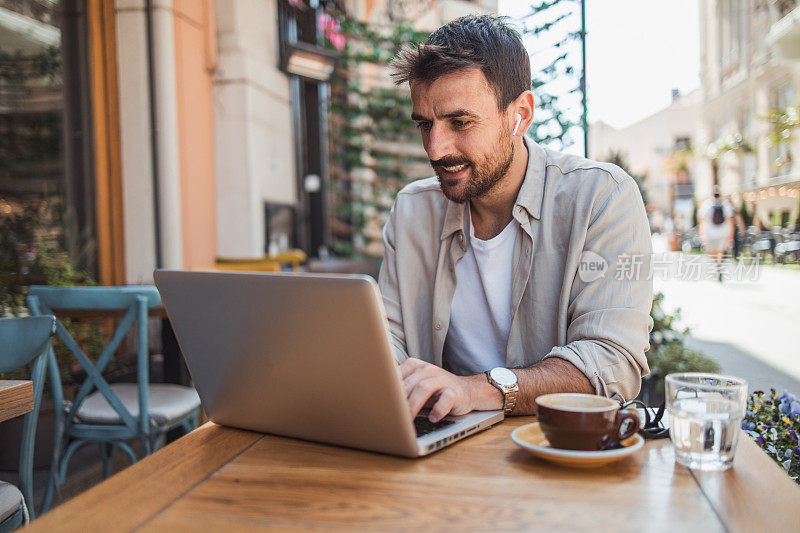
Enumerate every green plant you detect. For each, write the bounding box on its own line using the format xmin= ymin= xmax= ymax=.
xmin=764 ymin=105 xmax=798 ymax=147
xmin=325 ymin=5 xmax=588 ymax=256
xmin=326 ymin=12 xmax=431 ymax=257
xmin=742 ymin=389 xmax=800 ymax=484
xmin=704 ymin=132 xmax=755 ymax=160
xmin=520 ymin=0 xmax=586 ymax=150
xmin=645 ymin=293 xmax=720 ymax=399
xmin=0 ymin=197 xmax=105 ymax=385
xmin=647 ymin=344 xmax=721 ymax=399
xmin=604 ymin=151 xmax=648 ymax=206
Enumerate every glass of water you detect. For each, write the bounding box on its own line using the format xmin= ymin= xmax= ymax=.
xmin=666 ymin=372 xmax=748 ymax=471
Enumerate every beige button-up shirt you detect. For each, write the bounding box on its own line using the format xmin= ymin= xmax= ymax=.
xmin=378 ymin=138 xmax=653 ymax=402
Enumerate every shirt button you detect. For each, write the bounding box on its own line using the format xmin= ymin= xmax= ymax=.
xmin=457 ymin=233 xmax=464 ymax=242
xmin=434 ymin=323 xmax=442 ymax=331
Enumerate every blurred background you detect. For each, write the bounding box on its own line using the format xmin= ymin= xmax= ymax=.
xmin=1 ymin=0 xmax=800 ymax=491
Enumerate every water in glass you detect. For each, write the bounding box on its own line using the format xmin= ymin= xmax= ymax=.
xmin=666 ymin=372 xmax=747 ymax=472
xmin=670 ymin=396 xmax=741 ymax=471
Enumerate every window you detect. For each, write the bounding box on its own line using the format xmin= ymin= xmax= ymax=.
xmin=264 ymin=203 xmax=297 ymax=255
xmin=0 ymin=0 xmax=97 ymax=313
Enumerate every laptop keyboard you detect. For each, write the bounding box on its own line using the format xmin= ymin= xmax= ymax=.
xmin=414 ymin=415 xmax=455 ymax=437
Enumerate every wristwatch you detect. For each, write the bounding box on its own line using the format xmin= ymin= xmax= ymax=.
xmin=486 ymin=367 xmax=519 ymax=415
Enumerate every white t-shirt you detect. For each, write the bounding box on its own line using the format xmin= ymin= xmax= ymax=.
xmin=443 ymin=215 xmax=518 ymax=376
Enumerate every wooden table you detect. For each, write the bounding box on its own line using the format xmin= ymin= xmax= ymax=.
xmin=0 ymin=380 xmax=34 ymax=424
xmin=28 ymin=417 xmax=800 ymax=532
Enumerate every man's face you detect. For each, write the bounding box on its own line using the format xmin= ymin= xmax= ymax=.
xmin=410 ymin=68 xmax=514 ymax=204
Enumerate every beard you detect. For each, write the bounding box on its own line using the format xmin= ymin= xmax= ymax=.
xmin=432 ymin=131 xmax=515 ymax=204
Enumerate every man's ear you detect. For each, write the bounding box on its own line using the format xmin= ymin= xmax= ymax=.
xmin=511 ymin=90 xmax=534 ymax=137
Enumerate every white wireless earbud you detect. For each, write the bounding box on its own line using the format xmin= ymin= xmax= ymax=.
xmin=513 ymin=113 xmax=522 ymax=136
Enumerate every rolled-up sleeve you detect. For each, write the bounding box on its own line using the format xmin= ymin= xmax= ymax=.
xmin=544 ymin=177 xmax=654 ymax=402
xmin=378 ymin=202 xmax=410 ymax=363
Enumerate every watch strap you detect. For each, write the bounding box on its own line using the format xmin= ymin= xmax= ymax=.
xmin=486 ymin=370 xmax=519 ymax=415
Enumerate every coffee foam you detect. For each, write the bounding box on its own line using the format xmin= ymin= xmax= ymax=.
xmin=536 ymin=393 xmax=617 ymax=412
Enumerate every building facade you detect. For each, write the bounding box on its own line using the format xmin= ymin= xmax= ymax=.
xmin=698 ymin=0 xmax=800 ymax=228
xmin=1 ymin=0 xmax=499 ymax=291
xmin=589 ymin=89 xmax=701 ymax=233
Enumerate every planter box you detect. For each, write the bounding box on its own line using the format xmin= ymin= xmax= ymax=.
xmin=0 ymin=399 xmax=56 ymax=470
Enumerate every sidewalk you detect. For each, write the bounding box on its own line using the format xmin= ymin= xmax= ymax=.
xmin=685 ymin=337 xmax=800 ymax=395
xmin=652 ymin=247 xmax=800 ymax=393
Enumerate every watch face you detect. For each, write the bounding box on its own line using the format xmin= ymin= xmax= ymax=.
xmin=490 ymin=367 xmax=517 ymax=387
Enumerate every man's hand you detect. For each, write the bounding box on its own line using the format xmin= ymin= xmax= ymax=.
xmin=400 ymin=358 xmax=501 ymax=422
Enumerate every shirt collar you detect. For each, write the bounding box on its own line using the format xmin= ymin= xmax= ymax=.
xmin=440 ymin=136 xmax=547 ymax=241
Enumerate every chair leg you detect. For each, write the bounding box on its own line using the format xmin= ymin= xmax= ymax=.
xmin=41 ymin=348 xmax=65 ymax=515
xmin=58 ymin=439 xmax=86 ymax=486
xmin=151 ymin=432 xmax=167 ymax=452
xmin=41 ymin=459 xmax=58 ymax=514
xmin=116 ymin=441 xmax=138 ymax=465
xmin=41 ymin=431 xmax=65 ymax=514
xmin=183 ymin=409 xmax=200 ymax=434
xmin=99 ymin=442 xmax=113 ymax=479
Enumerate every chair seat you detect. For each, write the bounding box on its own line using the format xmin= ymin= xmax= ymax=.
xmin=76 ymin=383 xmax=200 ymax=426
xmin=0 ymin=481 xmax=22 ymax=523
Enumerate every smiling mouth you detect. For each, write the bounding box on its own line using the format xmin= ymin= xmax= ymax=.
xmin=438 ymin=164 xmax=470 ymax=179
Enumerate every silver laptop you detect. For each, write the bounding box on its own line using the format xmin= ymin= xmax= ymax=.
xmin=154 ymin=270 xmax=503 ymax=457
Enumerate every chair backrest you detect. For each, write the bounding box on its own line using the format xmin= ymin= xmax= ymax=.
xmin=0 ymin=316 xmax=56 ymax=520
xmin=26 ymin=286 xmax=161 ymax=441
xmin=0 ymin=316 xmax=56 ymax=373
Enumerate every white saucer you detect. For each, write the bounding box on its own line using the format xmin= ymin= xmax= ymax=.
xmin=511 ymin=422 xmax=644 ymax=468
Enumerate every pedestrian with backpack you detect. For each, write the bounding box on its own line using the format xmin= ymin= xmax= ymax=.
xmin=698 ymin=187 xmax=735 ymax=282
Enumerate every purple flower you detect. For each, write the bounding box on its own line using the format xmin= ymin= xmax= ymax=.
xmin=789 ymin=429 xmax=798 ymax=441
xmin=757 ymin=436 xmax=766 ymax=445
xmin=785 ymin=449 xmax=793 ymax=459
xmin=742 ymin=421 xmax=757 ymax=431
xmin=791 ymin=401 xmax=800 ymax=416
xmin=795 ymin=446 xmax=800 ymax=455
xmin=778 ymin=390 xmax=797 ymax=403
xmin=780 ymin=401 xmax=790 ymax=414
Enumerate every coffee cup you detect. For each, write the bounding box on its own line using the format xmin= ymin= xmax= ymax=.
xmin=535 ymin=393 xmax=640 ymax=451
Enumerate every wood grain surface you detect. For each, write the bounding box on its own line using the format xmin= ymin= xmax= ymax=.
xmin=690 ymin=434 xmax=800 ymax=533
xmin=27 ymin=422 xmax=262 ymax=532
xmin=28 ymin=417 xmax=800 ymax=532
xmin=0 ymin=380 xmax=33 ymax=424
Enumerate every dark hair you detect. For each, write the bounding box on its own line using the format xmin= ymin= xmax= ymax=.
xmin=389 ymin=15 xmax=531 ymax=111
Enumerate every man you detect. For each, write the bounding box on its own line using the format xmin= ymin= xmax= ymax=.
xmin=379 ymin=15 xmax=653 ymax=423
xmin=698 ymin=187 xmax=735 ymax=282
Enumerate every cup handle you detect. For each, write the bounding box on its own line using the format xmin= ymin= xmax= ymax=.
xmin=614 ymin=409 xmax=640 ymax=441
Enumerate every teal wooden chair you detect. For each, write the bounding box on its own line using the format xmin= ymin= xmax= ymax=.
xmin=0 ymin=315 xmax=57 ymax=530
xmin=26 ymin=286 xmax=200 ymax=504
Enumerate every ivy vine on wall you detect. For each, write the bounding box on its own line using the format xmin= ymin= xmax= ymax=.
xmin=324 ymin=3 xmax=586 ymax=257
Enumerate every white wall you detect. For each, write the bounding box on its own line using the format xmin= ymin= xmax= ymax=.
xmin=115 ymin=0 xmax=185 ymax=280
xmin=214 ymin=0 xmax=297 ymax=258
xmin=589 ymin=90 xmax=701 ymax=216
xmin=115 ymin=0 xmax=158 ymax=283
